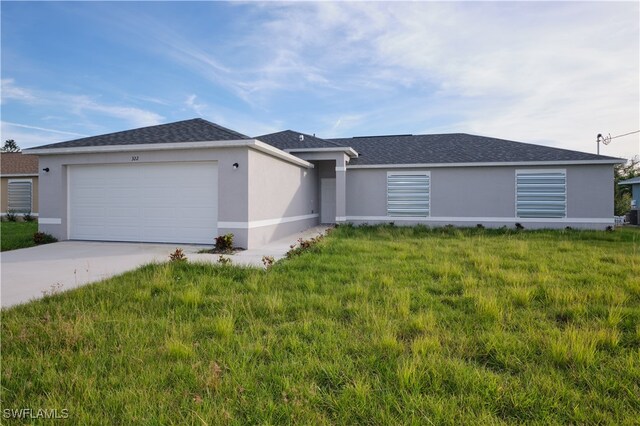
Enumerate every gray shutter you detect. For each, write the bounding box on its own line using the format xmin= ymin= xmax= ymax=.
xmin=387 ymin=174 xmax=430 ymax=217
xmin=7 ymin=181 xmax=32 ymax=213
xmin=516 ymin=172 xmax=566 ymax=218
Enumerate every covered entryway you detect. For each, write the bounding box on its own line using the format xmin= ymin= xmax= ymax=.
xmin=320 ymin=178 xmax=336 ymax=224
xmin=68 ymin=162 xmax=217 ymax=244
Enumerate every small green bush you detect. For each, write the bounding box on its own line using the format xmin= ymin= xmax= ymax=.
xmin=33 ymin=232 xmax=57 ymax=245
xmin=214 ymin=233 xmax=234 ymax=253
xmin=23 ymin=211 xmax=36 ymax=222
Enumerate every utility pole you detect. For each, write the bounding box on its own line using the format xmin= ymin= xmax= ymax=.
xmin=596 ymin=130 xmax=639 ymax=155
xmin=596 ymin=133 xmax=610 ymax=155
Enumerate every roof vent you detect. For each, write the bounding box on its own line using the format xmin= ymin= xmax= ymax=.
xmin=299 ymin=134 xmax=304 ymax=142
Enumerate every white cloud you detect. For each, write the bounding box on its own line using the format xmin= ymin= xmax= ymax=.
xmin=246 ymin=2 xmax=639 ymax=158
xmin=1 ymin=78 xmax=38 ymax=104
xmin=1 ymin=80 xmax=164 ymax=128
xmin=184 ymin=94 xmax=207 ymax=116
xmin=0 ymin=121 xmax=68 ymax=149
xmin=70 ymin=96 xmax=163 ymax=127
xmin=2 ymin=121 xmax=87 ymax=137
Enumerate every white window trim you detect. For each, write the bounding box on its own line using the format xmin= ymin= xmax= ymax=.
xmin=386 ymin=171 xmax=431 ymax=218
xmin=515 ymin=169 xmax=567 ymax=219
xmin=7 ymin=178 xmax=33 ymax=213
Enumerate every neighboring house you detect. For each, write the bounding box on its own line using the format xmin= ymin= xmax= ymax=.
xmin=1 ymin=152 xmax=39 ymax=218
xmin=618 ymin=177 xmax=640 ymax=224
xmin=25 ymin=118 xmax=624 ymax=248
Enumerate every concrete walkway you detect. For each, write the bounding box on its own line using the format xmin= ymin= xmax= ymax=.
xmin=191 ymin=225 xmax=330 ymax=267
xmin=1 ymin=226 xmax=331 ymax=308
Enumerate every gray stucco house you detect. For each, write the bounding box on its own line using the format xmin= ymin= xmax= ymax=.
xmin=618 ymin=177 xmax=640 ymax=224
xmin=25 ymin=118 xmax=624 ymax=248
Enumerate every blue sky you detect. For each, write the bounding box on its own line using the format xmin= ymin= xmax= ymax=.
xmin=1 ymin=1 xmax=638 ymax=159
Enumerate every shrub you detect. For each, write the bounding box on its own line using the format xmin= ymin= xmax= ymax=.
xmin=23 ymin=211 xmax=36 ymax=222
xmin=515 ymin=223 xmax=525 ymax=230
xmin=215 ymin=233 xmax=234 ymax=253
xmin=476 ymin=224 xmax=485 ymax=229
xmin=33 ymin=232 xmax=57 ymax=245
xmin=286 ymin=234 xmax=325 ymax=259
xmin=169 ymin=248 xmax=187 ymax=262
xmin=218 ymin=255 xmax=232 ymax=265
xmin=5 ymin=210 xmax=18 ymax=222
xmin=262 ymin=255 xmax=275 ymax=269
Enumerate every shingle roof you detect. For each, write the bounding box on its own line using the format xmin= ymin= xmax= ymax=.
xmin=1 ymin=152 xmax=39 ymax=175
xmin=256 ymin=130 xmax=345 ymax=150
xmin=618 ymin=177 xmax=640 ymax=185
xmin=27 ymin=117 xmax=624 ymax=165
xmin=31 ymin=118 xmax=250 ymax=150
xmin=328 ymin=133 xmax=622 ymax=165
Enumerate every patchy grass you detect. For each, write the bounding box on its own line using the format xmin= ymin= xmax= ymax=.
xmin=1 ymin=221 xmax=37 ymax=251
xmin=2 ymin=226 xmax=639 ymax=423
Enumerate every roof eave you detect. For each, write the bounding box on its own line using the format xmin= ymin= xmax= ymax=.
xmin=347 ymin=159 xmax=626 ymax=169
xmin=284 ymin=147 xmax=359 ymax=158
xmin=618 ymin=178 xmax=640 ymax=185
xmin=24 ymin=139 xmax=313 ymax=169
xmin=0 ymin=173 xmax=39 ymax=177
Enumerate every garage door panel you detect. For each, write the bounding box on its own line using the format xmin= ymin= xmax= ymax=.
xmin=69 ymin=162 xmax=217 ymax=244
xmin=107 ymin=207 xmax=141 ymax=218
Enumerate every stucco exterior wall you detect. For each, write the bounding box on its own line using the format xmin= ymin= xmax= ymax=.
xmin=245 ymin=149 xmax=319 ymax=247
xmin=345 ymin=164 xmax=614 ymax=229
xmin=631 ymin=183 xmax=639 ymax=210
xmin=37 ymin=147 xmax=250 ymax=245
xmin=1 ymin=176 xmax=39 ymax=215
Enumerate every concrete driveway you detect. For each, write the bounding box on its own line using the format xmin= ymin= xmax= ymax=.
xmin=1 ymin=226 xmax=330 ymax=309
xmin=1 ymin=241 xmax=204 ymax=308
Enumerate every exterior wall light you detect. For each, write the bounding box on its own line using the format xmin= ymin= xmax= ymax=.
xmin=232 ymin=163 xmax=239 ymax=170
xmin=42 ymin=167 xmax=50 ymax=172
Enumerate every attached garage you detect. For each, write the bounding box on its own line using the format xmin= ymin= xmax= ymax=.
xmin=69 ymin=161 xmax=217 ymax=244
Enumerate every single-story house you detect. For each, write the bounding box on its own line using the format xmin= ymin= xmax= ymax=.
xmin=1 ymin=152 xmax=39 ymax=218
xmin=618 ymin=176 xmax=640 ymax=224
xmin=25 ymin=118 xmax=624 ymax=248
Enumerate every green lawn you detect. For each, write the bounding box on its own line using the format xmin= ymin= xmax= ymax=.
xmin=1 ymin=221 xmax=37 ymax=251
xmin=2 ymin=226 xmax=639 ymax=424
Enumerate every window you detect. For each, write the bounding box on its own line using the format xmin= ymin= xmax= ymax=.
xmin=7 ymin=179 xmax=32 ymax=213
xmin=516 ymin=170 xmax=566 ymax=218
xmin=387 ymin=172 xmax=430 ymax=217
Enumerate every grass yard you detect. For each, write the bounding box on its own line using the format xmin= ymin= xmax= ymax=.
xmin=0 ymin=221 xmax=37 ymax=251
xmin=2 ymin=226 xmax=639 ymax=424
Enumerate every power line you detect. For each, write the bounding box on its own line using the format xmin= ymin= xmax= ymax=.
xmin=596 ymin=129 xmax=639 ymax=154
xmin=610 ymin=130 xmax=640 ymax=140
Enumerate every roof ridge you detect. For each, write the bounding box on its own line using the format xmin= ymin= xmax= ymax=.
xmin=29 ymin=118 xmax=250 ymax=150
xmin=288 ymin=130 xmax=346 ymax=148
xmin=196 ymin=118 xmax=249 ymax=139
xmin=256 ymin=129 xmax=347 ymax=148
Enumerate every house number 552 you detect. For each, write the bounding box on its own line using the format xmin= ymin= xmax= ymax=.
xmin=131 ymin=156 xmax=139 ymax=161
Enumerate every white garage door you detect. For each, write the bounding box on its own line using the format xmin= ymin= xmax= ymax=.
xmin=69 ymin=162 xmax=217 ymax=244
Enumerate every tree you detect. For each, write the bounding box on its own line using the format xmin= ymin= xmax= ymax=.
xmin=1 ymin=139 xmax=21 ymax=152
xmin=614 ymin=156 xmax=639 ymax=216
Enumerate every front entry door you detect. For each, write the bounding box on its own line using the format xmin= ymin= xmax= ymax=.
xmin=320 ymin=178 xmax=336 ymax=224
